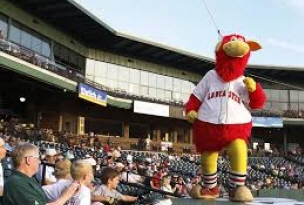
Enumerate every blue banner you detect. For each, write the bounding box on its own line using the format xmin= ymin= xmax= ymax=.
xmin=78 ymin=83 xmax=107 ymax=107
xmin=252 ymin=117 xmax=283 ymax=128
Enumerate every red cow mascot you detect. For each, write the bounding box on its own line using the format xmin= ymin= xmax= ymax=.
xmin=186 ymin=34 xmax=266 ymax=202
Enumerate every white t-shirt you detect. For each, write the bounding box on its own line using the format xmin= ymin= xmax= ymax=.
xmin=43 ymin=179 xmax=71 ymax=202
xmin=93 ymin=184 xmax=123 ymax=200
xmin=67 ymin=185 xmax=91 ymax=205
xmin=43 ymin=180 xmax=91 ymax=205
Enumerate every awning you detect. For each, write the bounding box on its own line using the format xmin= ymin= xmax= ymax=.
xmin=107 ymin=95 xmax=132 ymax=109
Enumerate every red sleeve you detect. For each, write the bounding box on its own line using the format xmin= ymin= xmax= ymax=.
xmin=248 ymin=83 xmax=266 ymax=109
xmin=185 ymin=94 xmax=202 ymax=113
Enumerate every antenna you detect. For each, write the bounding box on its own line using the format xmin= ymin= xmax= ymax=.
xmin=200 ymin=0 xmax=222 ymax=38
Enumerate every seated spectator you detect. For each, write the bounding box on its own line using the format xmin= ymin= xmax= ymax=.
xmin=175 ymin=176 xmax=188 ymax=196
xmin=43 ymin=159 xmax=94 ymax=205
xmin=92 ymin=167 xmax=138 ymax=204
xmin=150 ymin=168 xmax=163 ymax=190
xmin=42 ymin=158 xmax=72 ymax=202
xmin=119 ymin=164 xmax=143 ymax=184
xmin=161 ymin=175 xmax=176 ymax=198
xmin=5 ymin=136 xmax=16 ymax=154
xmin=2 ymin=143 xmax=79 ymax=205
xmin=38 ymin=149 xmax=58 ymax=185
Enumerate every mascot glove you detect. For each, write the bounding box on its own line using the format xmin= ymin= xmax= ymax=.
xmin=243 ymin=77 xmax=257 ymax=93
xmin=187 ymin=110 xmax=198 ymax=123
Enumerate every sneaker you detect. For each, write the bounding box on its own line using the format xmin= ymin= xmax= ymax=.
xmin=199 ymin=186 xmax=220 ymax=199
xmin=229 ymin=186 xmax=253 ymax=202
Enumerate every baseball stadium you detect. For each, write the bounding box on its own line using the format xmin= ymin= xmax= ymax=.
xmin=0 ymin=0 xmax=304 ymax=205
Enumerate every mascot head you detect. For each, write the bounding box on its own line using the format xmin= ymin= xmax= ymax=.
xmin=215 ymin=34 xmax=262 ymax=82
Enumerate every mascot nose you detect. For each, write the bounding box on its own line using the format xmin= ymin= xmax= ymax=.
xmin=222 ymin=40 xmax=250 ymax=57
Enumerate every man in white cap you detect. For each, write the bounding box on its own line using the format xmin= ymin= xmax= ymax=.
xmin=38 ymin=149 xmax=57 ymax=185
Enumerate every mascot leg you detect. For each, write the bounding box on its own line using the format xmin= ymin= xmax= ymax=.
xmin=189 ymin=151 xmax=219 ymax=199
xmin=226 ymin=139 xmax=253 ymax=202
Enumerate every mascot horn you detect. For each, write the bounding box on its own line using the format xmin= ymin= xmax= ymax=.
xmin=185 ymin=34 xmax=266 ymax=202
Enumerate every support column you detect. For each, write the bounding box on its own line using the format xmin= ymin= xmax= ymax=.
xmin=190 ymin=129 xmax=193 ymax=144
xmin=123 ymin=122 xmax=129 ymax=139
xmin=173 ymin=130 xmax=178 ymax=143
xmin=58 ymin=115 xmax=63 ymax=132
xmin=283 ymin=127 xmax=287 ymax=157
xmin=77 ymin=116 xmax=85 ymax=135
xmin=156 ymin=129 xmax=161 ymax=142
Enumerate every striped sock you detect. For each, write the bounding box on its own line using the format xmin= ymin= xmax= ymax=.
xmin=202 ymin=172 xmax=217 ymax=189
xmin=229 ymin=171 xmax=246 ymax=189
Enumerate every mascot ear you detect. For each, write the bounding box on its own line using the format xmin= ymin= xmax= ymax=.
xmin=247 ymin=41 xmax=262 ymax=51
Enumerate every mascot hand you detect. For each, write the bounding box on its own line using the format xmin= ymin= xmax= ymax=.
xmin=243 ymin=77 xmax=256 ymax=93
xmin=187 ymin=110 xmax=198 ymax=123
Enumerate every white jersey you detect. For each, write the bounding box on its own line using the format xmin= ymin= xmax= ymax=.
xmin=193 ymin=70 xmax=251 ymax=124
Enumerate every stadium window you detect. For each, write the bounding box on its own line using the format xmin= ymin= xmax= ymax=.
xmin=77 ymin=55 xmax=85 ymax=71
xmin=270 ymin=89 xmax=280 ymax=102
xmin=299 ymin=91 xmax=304 ymax=102
xmin=164 ymin=90 xmax=172 ymax=100
xmin=53 ymin=42 xmax=61 ymax=59
xmin=107 ymin=78 xmax=117 ymax=89
xmin=95 ymin=61 xmax=107 ymax=78
xmin=164 ymin=76 xmax=173 ymax=90
xmin=279 ymin=90 xmax=288 ymax=102
xmin=20 ymin=27 xmax=32 ymax=49
xmin=60 ymin=46 xmax=69 ymax=63
xmin=140 ymin=71 xmax=149 ymax=86
xmin=156 ymin=89 xmax=165 ymax=99
xmin=181 ymin=80 xmax=191 ymax=93
xmin=173 ymin=78 xmax=182 ymax=92
xmin=118 ymin=66 xmax=129 ymax=82
xmin=107 ymin=64 xmax=118 ymax=79
xmin=9 ymin=21 xmax=21 ymax=44
xmin=148 ymin=73 xmax=157 ymax=88
xmin=129 ymin=68 xmax=140 ymax=84
xmin=140 ymin=86 xmax=149 ymax=97
xmin=118 ymin=81 xmax=128 ymax=91
xmin=41 ymin=39 xmax=51 ymax=58
xmin=290 ymin=103 xmax=299 ymax=111
xmin=264 ymin=89 xmax=271 ymax=101
xmin=264 ymin=102 xmax=271 ymax=111
xmin=31 ymin=33 xmax=42 ymax=53
xmin=129 ymin=83 xmax=139 ymax=94
xmin=95 ymin=77 xmax=107 ymax=86
xmin=173 ymin=92 xmax=181 ymax=101
xmin=156 ymin=75 xmax=165 ymax=89
xmin=148 ymin=87 xmax=157 ymax=98
xmin=68 ymin=51 xmax=76 ymax=66
xmin=0 ymin=13 xmax=8 ymax=39
xmin=290 ymin=90 xmax=299 ymax=102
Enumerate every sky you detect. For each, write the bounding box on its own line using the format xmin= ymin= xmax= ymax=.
xmin=74 ymin=0 xmax=304 ymax=68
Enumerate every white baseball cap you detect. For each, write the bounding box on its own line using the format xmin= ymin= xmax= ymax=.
xmin=46 ymin=149 xmax=57 ymax=156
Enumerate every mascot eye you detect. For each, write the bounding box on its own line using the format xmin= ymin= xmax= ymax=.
xmin=238 ymin=37 xmax=244 ymax=42
xmin=230 ymin=36 xmax=237 ymax=41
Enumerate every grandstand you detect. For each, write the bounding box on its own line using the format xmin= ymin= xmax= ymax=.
xmin=1 ymin=0 xmax=304 ymax=204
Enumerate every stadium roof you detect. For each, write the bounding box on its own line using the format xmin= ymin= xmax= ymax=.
xmin=11 ymin=0 xmax=304 ymax=86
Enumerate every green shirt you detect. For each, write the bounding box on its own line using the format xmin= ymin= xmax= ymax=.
xmin=2 ymin=170 xmax=47 ymax=205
